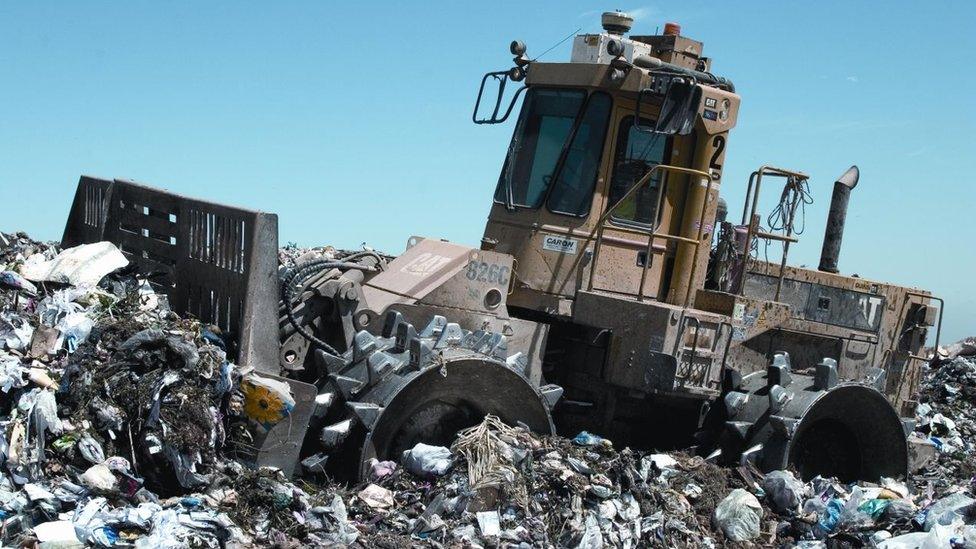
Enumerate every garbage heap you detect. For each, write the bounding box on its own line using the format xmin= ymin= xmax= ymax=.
xmin=343 ymin=416 xmax=976 ymax=548
xmin=0 ymin=232 xmax=354 ymax=547
xmin=1 ymin=230 xmax=975 ymax=548
xmin=910 ymin=346 xmax=976 ymax=497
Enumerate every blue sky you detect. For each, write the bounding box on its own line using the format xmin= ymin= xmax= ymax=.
xmin=1 ymin=1 xmax=974 ymax=343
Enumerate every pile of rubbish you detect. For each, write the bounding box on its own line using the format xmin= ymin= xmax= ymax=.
xmin=278 ymin=242 xmax=340 ymax=269
xmin=910 ymin=345 xmax=976 ymax=497
xmin=306 ymin=416 xmax=976 ymax=548
xmin=2 ymin=230 xmax=976 ymax=547
xmin=0 ymin=232 xmax=353 ymax=547
xmin=278 ymin=242 xmax=392 ymax=270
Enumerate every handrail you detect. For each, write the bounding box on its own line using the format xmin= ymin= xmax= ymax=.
xmin=739 ymin=165 xmax=809 ymax=225
xmin=737 ymin=165 xmax=809 ymax=300
xmin=585 ymin=163 xmax=713 ymax=305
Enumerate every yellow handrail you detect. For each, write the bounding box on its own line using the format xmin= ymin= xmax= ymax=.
xmin=586 ymin=163 xmax=713 ymax=305
xmin=738 ymin=165 xmax=809 ymax=300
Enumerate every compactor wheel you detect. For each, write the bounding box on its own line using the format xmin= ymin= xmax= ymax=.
xmin=704 ymin=353 xmax=909 ymax=482
xmin=301 ymin=312 xmax=562 ymax=480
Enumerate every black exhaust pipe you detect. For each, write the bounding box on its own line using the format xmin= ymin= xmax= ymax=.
xmin=818 ymin=166 xmax=859 ymax=273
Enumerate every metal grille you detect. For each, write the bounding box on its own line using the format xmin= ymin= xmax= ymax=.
xmin=83 ymin=182 xmax=105 ymax=228
xmin=188 ymin=209 xmax=246 ymax=273
xmin=62 ymin=176 xmax=279 ymax=372
xmin=62 ymin=176 xmax=113 ymax=248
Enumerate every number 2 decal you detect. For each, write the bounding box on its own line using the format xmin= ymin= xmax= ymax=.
xmin=709 ymin=135 xmax=726 ymax=171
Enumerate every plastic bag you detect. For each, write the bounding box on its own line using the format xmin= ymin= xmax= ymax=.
xmin=0 ymin=271 xmax=37 ymax=295
xmin=476 ymin=510 xmax=500 ymax=537
xmin=79 ymin=464 xmax=118 ymax=493
xmin=20 ymin=241 xmax=127 ymax=287
xmin=579 ymin=512 xmax=604 ymax=548
xmin=0 ymin=313 xmax=33 ymax=351
xmin=762 ymin=470 xmax=806 ymax=514
xmin=0 ymin=352 xmax=29 ymax=393
xmin=358 ymin=484 xmax=394 ymax=510
xmin=56 ymin=312 xmax=94 ymax=353
xmin=239 ymin=374 xmax=295 ymax=430
xmin=803 ymin=496 xmax=827 ymax=516
xmin=368 ymin=459 xmax=397 ymax=481
xmin=816 ymin=498 xmax=843 ymax=536
xmin=72 ymin=497 xmax=120 ymax=547
xmin=838 ymin=486 xmax=874 ymax=530
xmin=923 ymin=492 xmax=974 ymax=531
xmin=313 ymin=494 xmax=359 ymax=545
xmin=859 ymin=498 xmax=892 ymax=520
xmin=78 ymin=434 xmax=106 ymax=464
xmin=402 ymin=443 xmax=453 ymax=477
xmin=33 ymin=519 xmax=82 ymax=545
xmin=30 ymin=389 xmax=64 ymax=442
xmin=37 ymin=288 xmax=86 ymax=327
xmin=882 ymin=498 xmax=917 ymax=522
xmin=714 ymin=488 xmax=763 ymax=541
xmin=880 ymin=520 xmax=965 ymax=549
xmin=573 ymin=431 xmax=609 ymax=447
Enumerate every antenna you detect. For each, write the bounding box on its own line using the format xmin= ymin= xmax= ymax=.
xmin=531 ymin=27 xmax=582 ymax=62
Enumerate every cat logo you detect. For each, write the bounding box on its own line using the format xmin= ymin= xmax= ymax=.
xmin=400 ymin=252 xmax=451 ymax=277
xmin=859 ymin=295 xmax=884 ymax=326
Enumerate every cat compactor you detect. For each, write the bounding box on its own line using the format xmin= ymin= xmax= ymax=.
xmin=61 ymin=11 xmax=940 ymax=482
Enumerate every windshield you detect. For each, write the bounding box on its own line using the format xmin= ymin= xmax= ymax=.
xmin=495 ymin=89 xmax=585 ymax=208
xmin=547 ymin=93 xmax=613 ymax=216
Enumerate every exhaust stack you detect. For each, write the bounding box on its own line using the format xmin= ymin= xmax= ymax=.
xmin=818 ymin=166 xmax=859 ymax=273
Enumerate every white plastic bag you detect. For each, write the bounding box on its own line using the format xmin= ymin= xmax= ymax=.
xmin=880 ymin=520 xmax=965 ymax=549
xmin=21 ymin=241 xmax=127 ymax=287
xmin=923 ymin=492 xmax=974 ymax=531
xmin=402 ymin=443 xmax=453 ymax=477
xmin=714 ymin=488 xmax=763 ymax=541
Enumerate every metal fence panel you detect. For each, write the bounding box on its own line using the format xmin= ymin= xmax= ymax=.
xmin=62 ymin=177 xmax=279 ymax=373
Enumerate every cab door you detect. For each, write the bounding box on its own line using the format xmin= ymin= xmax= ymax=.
xmin=588 ymin=108 xmax=695 ymax=299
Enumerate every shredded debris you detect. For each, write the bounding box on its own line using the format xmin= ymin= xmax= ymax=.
xmin=911 ymin=352 xmax=976 ymax=496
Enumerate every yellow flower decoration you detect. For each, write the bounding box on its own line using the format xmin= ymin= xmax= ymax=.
xmin=240 ymin=375 xmax=295 ymax=430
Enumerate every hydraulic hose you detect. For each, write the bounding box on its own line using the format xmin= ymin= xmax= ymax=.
xmin=280 ymin=258 xmax=378 ymax=358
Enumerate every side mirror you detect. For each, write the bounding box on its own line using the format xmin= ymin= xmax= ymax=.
xmin=473 ymin=40 xmax=531 ymax=125
xmin=473 ymin=70 xmax=527 ymax=125
xmin=635 ymin=77 xmax=702 ymax=135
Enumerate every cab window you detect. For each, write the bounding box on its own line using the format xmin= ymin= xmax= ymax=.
xmin=494 ymin=89 xmax=585 ymax=208
xmin=546 ymin=93 xmax=613 ymax=217
xmin=607 ymin=116 xmax=668 ymax=226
